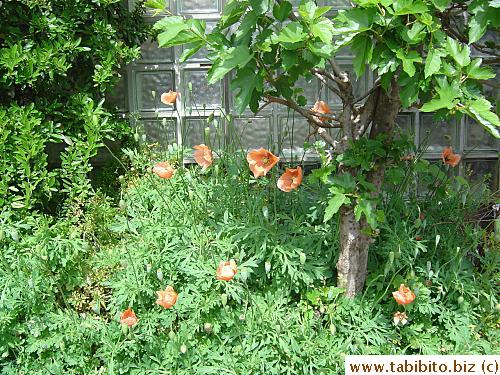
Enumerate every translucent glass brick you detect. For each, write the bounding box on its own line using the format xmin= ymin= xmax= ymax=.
xmin=181 ymin=117 xmax=223 ymax=149
xmin=179 ymin=0 xmax=220 ymax=13
xmin=230 ymin=117 xmax=273 ymax=151
xmin=140 ymin=39 xmax=174 ymax=63
xmin=140 ymin=118 xmax=177 ymax=148
xmin=134 ymin=71 xmax=175 ymax=111
xmin=465 ymin=159 xmax=499 ymax=190
xmin=279 ymin=115 xmax=315 ymax=153
xmin=466 ymin=117 xmax=500 ymax=151
xmin=419 ymin=114 xmax=458 ymax=152
xmin=183 ymin=70 xmax=223 ymax=110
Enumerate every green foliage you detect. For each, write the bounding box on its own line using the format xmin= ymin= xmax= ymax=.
xmin=0 ymin=147 xmax=498 ymax=372
xmin=0 ymin=0 xmax=149 ymax=217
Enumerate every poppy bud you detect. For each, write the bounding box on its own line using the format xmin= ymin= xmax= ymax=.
xmin=319 ymin=306 xmax=326 ymax=314
xmin=203 ymin=322 xmax=213 ymax=334
xmin=204 ymin=127 xmax=210 ymax=144
xmin=262 ymin=206 xmax=268 ymax=219
xmin=141 ymin=134 xmax=147 ymax=142
xmin=329 ymin=324 xmax=336 ymax=335
xmin=151 ymin=90 xmax=156 ymax=99
xmin=264 ymin=261 xmax=271 ymax=273
xmin=134 ymin=132 xmax=140 ymax=142
xmin=299 ymin=252 xmax=306 ymax=265
xmin=221 ymin=293 xmax=228 ymax=306
xmin=180 ymin=344 xmax=188 ymax=354
xmin=457 ymin=296 xmax=464 ymax=305
xmin=121 ymin=324 xmax=129 ymax=335
xmin=119 ymin=199 xmax=126 ymax=211
xmin=388 ymin=251 xmax=394 ymax=263
xmin=156 ymin=269 xmax=163 ymax=281
xmin=28 ymin=278 xmax=34 ymax=289
xmin=145 ymin=263 xmax=152 ymax=273
xmin=168 ymin=330 xmax=176 ymax=340
xmin=239 ymin=314 xmax=245 ymax=321
xmin=495 ymin=303 xmax=500 ymax=311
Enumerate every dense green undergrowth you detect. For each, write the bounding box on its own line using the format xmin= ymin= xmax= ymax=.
xmin=0 ymin=145 xmax=498 ymax=374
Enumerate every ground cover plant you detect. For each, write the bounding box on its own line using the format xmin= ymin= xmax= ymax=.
xmin=0 ymin=138 xmax=498 ymax=373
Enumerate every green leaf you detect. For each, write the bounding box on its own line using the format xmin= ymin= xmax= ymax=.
xmin=249 ymin=0 xmax=270 ymax=14
xmin=331 ymin=173 xmax=356 ymax=191
xmin=466 ymin=58 xmax=496 ymax=79
xmin=396 ymin=50 xmax=421 ymax=77
xmin=401 ymin=22 xmax=426 ymax=44
xmin=281 ymin=50 xmax=298 ymax=69
xmin=468 ymin=0 xmax=493 ymax=43
xmin=145 ymin=0 xmax=167 ymax=10
xmin=392 ymin=0 xmax=429 ymax=15
xmin=179 ymin=41 xmax=204 ymax=63
xmin=467 ymin=98 xmax=500 ymax=138
xmin=311 ymin=19 xmax=334 ymax=43
xmin=235 ymin=11 xmax=258 ymax=42
xmin=298 ymin=1 xmax=318 ymax=21
xmin=155 ymin=16 xmax=189 ymax=45
xmin=277 ymin=22 xmax=307 ymax=43
xmin=333 ymin=8 xmax=377 ymax=35
xmin=354 ymin=198 xmax=377 ymax=228
xmin=220 ymin=0 xmax=249 ymax=29
xmin=351 ymin=35 xmax=373 ymax=77
xmin=424 ymin=49 xmax=442 ymax=78
xmin=446 ymin=37 xmax=471 ymax=67
xmin=324 ymin=193 xmax=350 ymax=222
xmin=230 ymin=67 xmax=262 ymax=114
xmin=208 ymin=46 xmax=253 ymax=84
xmin=431 ymin=0 xmax=449 ymax=11
xmin=308 ymin=41 xmax=335 ymax=58
xmin=273 ymin=0 xmax=293 ymax=21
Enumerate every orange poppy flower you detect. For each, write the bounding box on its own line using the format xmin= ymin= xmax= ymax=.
xmin=277 ymin=166 xmax=303 ymax=192
xmin=120 ymin=308 xmax=138 ymax=327
xmin=156 ymin=285 xmax=178 ymax=309
xmin=441 ymin=147 xmax=461 ymax=167
xmin=153 ymin=161 xmax=175 ymax=179
xmin=161 ymin=90 xmax=178 ymax=105
xmin=246 ymin=148 xmax=279 ymax=178
xmin=392 ymin=284 xmax=416 ymax=305
xmin=312 ymin=100 xmax=332 ymax=121
xmin=216 ymin=259 xmax=237 ymax=281
xmin=193 ymin=144 xmax=213 ymax=169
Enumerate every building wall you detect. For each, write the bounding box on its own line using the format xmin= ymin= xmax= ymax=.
xmin=108 ymin=0 xmax=499 ymax=190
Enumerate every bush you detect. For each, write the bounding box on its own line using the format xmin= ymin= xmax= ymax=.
xmin=1 ymin=144 xmax=497 ymax=373
xmin=0 ymin=0 xmax=149 ymax=215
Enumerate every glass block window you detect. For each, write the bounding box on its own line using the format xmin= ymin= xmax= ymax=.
xmin=133 ymin=69 xmax=176 ymax=112
xmin=117 ymin=2 xmax=498 ymax=191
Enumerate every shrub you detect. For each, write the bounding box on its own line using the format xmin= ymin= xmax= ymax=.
xmin=0 ymin=0 xmax=149 ymax=215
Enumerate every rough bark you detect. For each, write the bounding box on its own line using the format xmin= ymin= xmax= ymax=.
xmin=336 ymin=80 xmax=401 ymax=297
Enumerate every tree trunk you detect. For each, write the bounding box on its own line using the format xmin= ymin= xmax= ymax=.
xmin=336 ymin=80 xmax=401 ymax=296
xmin=337 ymin=207 xmax=371 ymax=297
